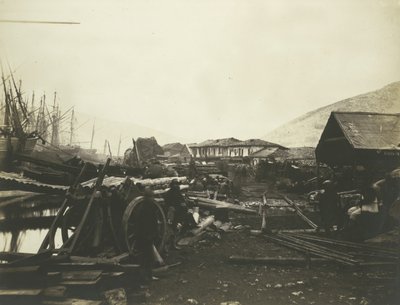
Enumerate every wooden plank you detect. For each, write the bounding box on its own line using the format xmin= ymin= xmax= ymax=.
xmin=9 ymin=249 xmax=52 ymax=266
xmin=69 ymin=255 xmax=128 ymax=265
xmin=153 ymin=262 xmax=182 ymax=274
xmin=0 ymin=252 xmax=33 ymax=262
xmin=42 ymin=299 xmax=104 ymax=305
xmin=0 ymin=289 xmax=42 ymax=296
xmin=0 ymin=265 xmax=40 ymax=274
xmin=42 ymin=286 xmax=67 ymax=298
xmin=60 ymin=279 xmax=101 ymax=286
xmin=47 ymin=272 xmax=62 ymax=281
xmin=46 ymin=262 xmax=140 ymax=273
xmin=61 ymin=270 xmax=103 ymax=281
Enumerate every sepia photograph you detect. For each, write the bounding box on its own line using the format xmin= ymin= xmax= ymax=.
xmin=0 ymin=1 xmax=399 ymax=304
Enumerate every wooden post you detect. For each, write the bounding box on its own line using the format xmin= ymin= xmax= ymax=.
xmin=66 ymin=159 xmax=111 ymax=254
xmin=107 ymin=140 xmax=112 ymax=158
xmin=132 ymin=138 xmax=141 ymax=167
xmin=261 ymin=194 xmax=267 ymax=232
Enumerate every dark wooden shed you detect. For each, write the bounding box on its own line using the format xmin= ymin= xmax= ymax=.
xmin=315 ymin=112 xmax=400 ymax=171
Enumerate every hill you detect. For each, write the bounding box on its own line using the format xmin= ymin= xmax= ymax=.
xmin=263 ymin=81 xmax=400 ymax=147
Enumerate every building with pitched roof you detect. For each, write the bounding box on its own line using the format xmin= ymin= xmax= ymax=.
xmin=189 ymin=138 xmax=285 ymax=160
xmin=315 ymin=112 xmax=400 ymax=171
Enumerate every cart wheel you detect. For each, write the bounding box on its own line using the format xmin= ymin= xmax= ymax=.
xmin=61 ymin=207 xmax=79 ymax=243
xmin=122 ymin=196 xmax=167 ymax=255
xmin=61 ymin=205 xmax=101 ymax=250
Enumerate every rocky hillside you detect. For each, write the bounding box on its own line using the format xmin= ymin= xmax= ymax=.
xmin=263 ymin=81 xmax=400 ymax=147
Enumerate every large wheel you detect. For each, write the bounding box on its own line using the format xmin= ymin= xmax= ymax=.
xmin=61 ymin=205 xmax=102 ymax=252
xmin=61 ymin=207 xmax=80 ymax=243
xmin=122 ymin=196 xmax=167 ymax=255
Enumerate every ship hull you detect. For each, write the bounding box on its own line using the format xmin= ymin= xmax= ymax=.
xmin=0 ymin=137 xmax=38 ymax=169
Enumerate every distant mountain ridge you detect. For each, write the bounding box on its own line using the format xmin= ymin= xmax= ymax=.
xmin=263 ymin=81 xmax=400 ymax=147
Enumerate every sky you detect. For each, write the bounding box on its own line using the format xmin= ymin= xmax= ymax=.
xmin=1 ymin=0 xmax=400 ymax=151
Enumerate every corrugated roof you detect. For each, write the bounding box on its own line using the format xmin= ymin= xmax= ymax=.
xmin=333 ymin=112 xmax=400 ymax=150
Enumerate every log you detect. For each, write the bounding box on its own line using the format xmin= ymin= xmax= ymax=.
xmin=61 ymin=270 xmax=103 ymax=281
xmin=228 ymin=255 xmax=328 ymax=266
xmin=153 ymin=262 xmax=182 ymax=274
xmin=46 ymin=262 xmax=140 ymax=273
xmin=69 ymin=254 xmax=129 ymax=265
xmin=0 ymin=289 xmax=42 ymax=296
xmin=250 ymin=229 xmax=318 ymax=235
xmin=191 ymin=215 xmax=215 ymax=235
xmin=80 ymin=176 xmax=187 ymax=189
xmin=42 ymin=286 xmax=67 ymax=298
xmin=177 ymin=231 xmax=207 ymax=246
xmin=154 ymin=184 xmax=188 ymax=195
xmin=42 ymin=299 xmax=103 ymax=305
xmin=0 ymin=252 xmax=32 ymax=262
xmin=188 ymin=197 xmax=257 ymax=214
xmin=279 ymin=194 xmax=318 ymax=229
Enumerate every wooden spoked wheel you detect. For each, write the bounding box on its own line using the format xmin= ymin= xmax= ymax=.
xmin=61 ymin=207 xmax=80 ymax=243
xmin=122 ymin=196 xmax=167 ymax=255
xmin=61 ymin=205 xmax=101 ymax=250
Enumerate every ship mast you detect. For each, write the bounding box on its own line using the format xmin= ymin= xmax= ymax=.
xmin=117 ymin=133 xmax=121 ymax=157
xmin=1 ymin=72 xmax=10 ymax=128
xmin=90 ymin=119 xmax=95 ymax=149
xmin=50 ymin=92 xmax=59 ymax=146
xmin=69 ymin=107 xmax=74 ymax=145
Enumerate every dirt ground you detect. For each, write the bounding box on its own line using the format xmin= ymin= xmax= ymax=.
xmin=135 ymin=183 xmax=398 ymax=305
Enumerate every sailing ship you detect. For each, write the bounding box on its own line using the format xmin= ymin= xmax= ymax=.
xmin=0 ymin=70 xmax=38 ymax=169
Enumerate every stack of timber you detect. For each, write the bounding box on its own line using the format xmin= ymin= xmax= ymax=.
xmin=0 ymin=253 xmax=140 ymax=305
xmin=263 ymin=232 xmax=398 ymax=267
xmin=0 ymin=171 xmax=187 ymax=195
xmin=81 ymin=176 xmax=187 ymax=190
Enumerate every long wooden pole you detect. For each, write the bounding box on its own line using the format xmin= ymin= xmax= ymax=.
xmin=279 ymin=193 xmax=318 ymax=229
xmin=67 ymin=158 xmax=111 ymax=253
xmin=39 ymin=163 xmax=89 ymax=251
